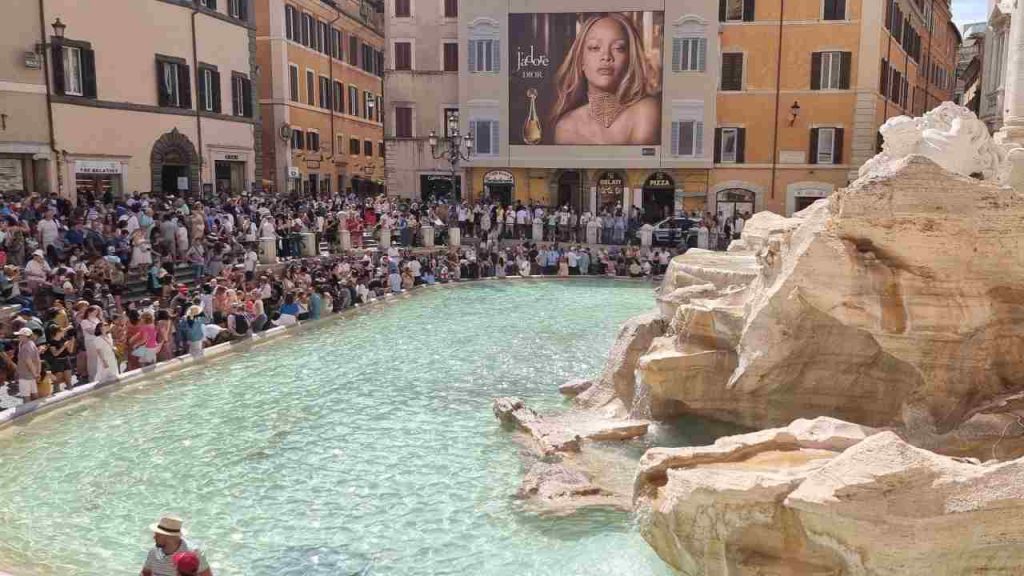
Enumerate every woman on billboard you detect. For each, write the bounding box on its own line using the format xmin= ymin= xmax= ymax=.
xmin=550 ymin=14 xmax=659 ymax=146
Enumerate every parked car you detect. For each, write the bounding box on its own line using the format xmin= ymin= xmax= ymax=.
xmin=651 ymin=216 xmax=699 ymax=247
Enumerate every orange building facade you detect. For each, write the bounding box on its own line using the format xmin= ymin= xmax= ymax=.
xmin=256 ymin=0 xmax=385 ymax=196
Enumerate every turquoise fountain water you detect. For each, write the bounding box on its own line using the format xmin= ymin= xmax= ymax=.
xmin=0 ymin=280 xmax=724 ymax=576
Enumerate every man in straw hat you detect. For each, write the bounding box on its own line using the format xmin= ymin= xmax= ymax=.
xmin=183 ymin=305 xmax=207 ymax=359
xmin=141 ymin=516 xmax=212 ymax=576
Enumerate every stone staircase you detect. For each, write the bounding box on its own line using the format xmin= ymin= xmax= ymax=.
xmin=121 ymin=262 xmax=201 ymax=303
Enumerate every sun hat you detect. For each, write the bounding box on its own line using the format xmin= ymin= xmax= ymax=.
xmin=186 ymin=305 xmax=203 ymax=319
xmin=151 ymin=516 xmax=185 ymax=537
xmin=171 ymin=551 xmax=200 ymax=575
xmin=15 ymin=327 xmax=33 ymax=337
xmin=32 ymin=249 xmax=44 ymax=257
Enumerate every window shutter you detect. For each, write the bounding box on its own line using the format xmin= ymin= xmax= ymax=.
xmin=468 ymin=41 xmax=476 ymax=73
xmin=736 ymin=128 xmax=746 ymax=164
xmin=809 ymin=128 xmax=819 ymax=165
xmin=839 ymin=52 xmax=852 ymax=89
xmin=492 ymin=41 xmax=501 ymax=73
xmin=719 ymin=0 xmax=727 ymax=22
xmin=743 ymin=0 xmax=755 ymax=22
xmin=879 ymin=59 xmax=888 ymax=94
xmin=242 ymin=78 xmax=251 ymax=117
xmin=197 ymin=69 xmax=207 ymax=110
xmin=52 ymin=45 xmax=66 ymax=95
xmin=179 ymin=64 xmax=192 ymax=108
xmin=697 ymin=39 xmax=707 ymax=72
xmin=81 ymin=49 xmax=97 ymax=98
xmin=885 ymin=0 xmax=893 ymax=30
xmin=695 ymin=122 xmax=704 ymax=157
xmin=833 ymin=128 xmax=844 ymax=164
xmin=672 ymin=39 xmax=682 ymax=73
xmin=491 ymin=121 xmax=500 ymax=155
xmin=213 ymin=71 xmax=222 ymax=114
xmin=714 ymin=128 xmax=722 ymax=163
xmin=671 ymin=121 xmax=680 ymax=155
xmin=285 ymin=6 xmax=292 ymax=39
xmin=810 ymin=53 xmax=822 ymax=90
xmin=156 ymin=61 xmax=169 ymax=107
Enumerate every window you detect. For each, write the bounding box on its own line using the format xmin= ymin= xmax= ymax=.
xmin=444 ymin=108 xmax=459 ymax=137
xmin=395 ymin=106 xmax=413 ymax=137
xmin=307 ymin=131 xmax=320 ymax=151
xmin=332 ymin=80 xmax=344 ymax=113
xmin=288 ymin=64 xmax=299 ymax=102
xmin=468 ymin=39 xmax=500 ymax=73
xmin=810 ymin=127 xmax=843 ymax=164
xmin=671 ymin=120 xmax=704 ymax=157
xmin=672 ymin=38 xmax=706 ymax=72
xmin=336 ymin=134 xmax=345 ymax=155
xmin=62 ymin=46 xmax=84 ymax=96
xmin=232 ymin=73 xmax=252 ymax=117
xmin=394 ymin=42 xmax=412 ymax=70
xmin=715 ymin=127 xmax=745 ymax=163
xmin=292 ymin=128 xmax=305 ymax=150
xmin=301 ymin=13 xmax=312 ymax=47
xmin=395 ymin=0 xmax=411 ymax=17
xmin=720 ymin=53 xmax=743 ymax=90
xmin=156 ymin=57 xmax=191 ymax=108
xmin=349 ymin=137 xmax=361 ymax=155
xmin=348 ymin=35 xmax=359 ymax=66
xmin=811 ymin=51 xmax=850 ymax=90
xmin=285 ymin=5 xmax=295 ymax=40
xmin=305 ymin=70 xmax=315 ymax=106
xmin=376 ymin=96 xmax=383 ymax=122
xmin=290 ymin=7 xmax=302 ymax=44
xmin=823 ymin=0 xmax=845 ymax=20
xmin=363 ymin=91 xmax=374 ymax=119
xmin=364 ymin=140 xmax=373 ymax=156
xmin=443 ymin=42 xmax=459 ymax=72
xmin=319 ymin=76 xmax=330 ymax=109
xmin=198 ymin=0 xmax=216 ymax=9
xmin=228 ymin=0 xmax=247 ymax=20
xmin=444 ymin=0 xmax=458 ymax=18
xmin=470 ymin=119 xmax=499 ymax=156
xmin=379 ymin=141 xmax=385 ymax=157
xmin=348 ymin=85 xmax=358 ymax=115
xmin=198 ymin=66 xmax=220 ymax=112
xmin=361 ymin=43 xmax=376 ymax=74
xmin=720 ymin=0 xmax=753 ymax=22
xmin=332 ymin=29 xmax=343 ymax=60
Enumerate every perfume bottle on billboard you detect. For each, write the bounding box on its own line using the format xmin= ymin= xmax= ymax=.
xmin=523 ymin=88 xmax=542 ymax=145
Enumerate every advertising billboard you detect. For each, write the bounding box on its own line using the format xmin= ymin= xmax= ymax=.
xmin=509 ymin=11 xmax=664 ymax=147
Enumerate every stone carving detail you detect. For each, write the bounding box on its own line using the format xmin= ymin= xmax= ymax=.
xmin=859 ymin=102 xmax=1006 ymax=180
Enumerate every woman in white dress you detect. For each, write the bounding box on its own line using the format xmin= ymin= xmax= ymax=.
xmin=78 ymin=305 xmax=102 ymax=382
xmin=93 ymin=322 xmax=120 ymax=383
xmin=130 ymin=229 xmax=153 ymax=270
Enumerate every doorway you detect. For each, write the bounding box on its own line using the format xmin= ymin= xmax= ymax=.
xmin=215 ymin=160 xmax=246 ymax=195
xmin=715 ymin=188 xmax=756 ymax=221
xmin=557 ymin=171 xmax=581 ymax=211
xmin=641 ymin=172 xmax=675 ymax=223
xmin=161 ymin=165 xmax=188 ymax=195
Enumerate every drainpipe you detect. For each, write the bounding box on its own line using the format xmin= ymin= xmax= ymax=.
xmin=923 ymin=0 xmax=934 ymax=111
xmin=768 ymin=0 xmax=785 ymax=201
xmin=191 ymin=5 xmax=204 ymax=198
xmin=37 ymin=0 xmax=63 ymax=199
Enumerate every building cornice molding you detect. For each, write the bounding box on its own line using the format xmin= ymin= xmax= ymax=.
xmin=51 ymin=95 xmax=256 ymax=125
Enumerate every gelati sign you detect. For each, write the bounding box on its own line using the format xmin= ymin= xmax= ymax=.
xmin=597 ymin=171 xmax=623 ymax=188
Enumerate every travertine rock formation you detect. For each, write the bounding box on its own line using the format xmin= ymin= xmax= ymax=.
xmin=636 ymin=419 xmax=1024 ymax=575
xmin=596 ymin=155 xmax=1024 ymax=458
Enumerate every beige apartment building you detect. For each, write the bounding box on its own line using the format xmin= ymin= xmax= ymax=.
xmin=384 ymin=0 xmax=461 ymax=200
xmin=0 ymin=0 xmax=55 ymax=195
xmin=387 ymin=0 xmax=958 ymax=218
xmin=24 ymin=0 xmax=261 ymax=203
xmin=256 ymin=0 xmax=385 ymax=196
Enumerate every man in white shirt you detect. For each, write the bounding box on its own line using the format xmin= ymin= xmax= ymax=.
xmin=407 ymin=258 xmax=422 ymax=284
xmin=37 ymin=211 xmax=60 ymax=251
xmin=141 ymin=516 xmax=212 ymax=576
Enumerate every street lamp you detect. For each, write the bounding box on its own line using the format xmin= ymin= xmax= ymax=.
xmin=51 ymin=18 xmax=66 ymax=39
xmin=429 ymin=121 xmax=473 ymax=202
xmin=788 ymin=100 xmax=801 ymax=126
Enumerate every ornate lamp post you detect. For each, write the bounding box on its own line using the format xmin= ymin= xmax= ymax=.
xmin=428 ymin=115 xmax=473 ymax=202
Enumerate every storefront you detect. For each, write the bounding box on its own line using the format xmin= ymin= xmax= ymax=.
xmin=213 ymin=152 xmax=248 ymax=195
xmin=594 ymin=171 xmax=625 ymax=214
xmin=482 ymin=170 xmax=514 ymax=205
xmin=641 ymin=171 xmax=676 ymax=223
xmin=286 ymin=166 xmax=301 ymax=194
xmin=0 ymin=158 xmax=26 ymax=194
xmin=420 ymin=174 xmax=460 ymax=202
xmin=715 ymin=188 xmax=756 ymax=221
xmin=74 ymin=159 xmax=124 ymax=201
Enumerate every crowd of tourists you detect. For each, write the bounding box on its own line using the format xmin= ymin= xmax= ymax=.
xmin=0 ymin=188 xmax=687 ymax=408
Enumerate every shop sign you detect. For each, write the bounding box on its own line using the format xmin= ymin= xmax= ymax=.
xmin=483 ymin=170 xmax=514 ymax=185
xmin=779 ymin=151 xmax=806 ymax=164
xmin=223 ymin=154 xmax=242 ymax=161
xmin=75 ymin=160 xmax=122 ymax=175
xmin=176 ymin=177 xmax=189 ymax=191
xmin=644 ymin=171 xmax=674 ymax=190
xmin=287 ymin=167 xmax=301 ymax=178
xmin=794 ymin=188 xmax=831 ymax=198
xmin=597 ymin=171 xmax=623 ymax=188
xmin=425 ymin=174 xmax=450 ymax=182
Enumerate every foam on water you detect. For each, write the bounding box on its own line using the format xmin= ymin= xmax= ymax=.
xmin=0 ymin=280 xmax=686 ymax=576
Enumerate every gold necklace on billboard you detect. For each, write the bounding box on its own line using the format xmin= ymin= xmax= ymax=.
xmin=587 ymin=91 xmax=624 ymax=129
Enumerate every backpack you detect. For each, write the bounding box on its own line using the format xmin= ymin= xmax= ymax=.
xmin=233 ymin=313 xmax=250 ymax=334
